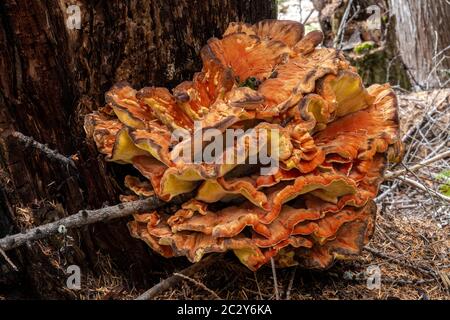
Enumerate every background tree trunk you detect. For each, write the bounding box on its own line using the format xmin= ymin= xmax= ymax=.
xmin=389 ymin=0 xmax=450 ymax=89
xmin=312 ymin=0 xmax=411 ymax=89
xmin=313 ymin=0 xmax=450 ymax=90
xmin=0 ymin=0 xmax=276 ymax=299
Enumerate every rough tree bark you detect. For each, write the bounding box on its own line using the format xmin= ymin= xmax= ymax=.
xmin=0 ymin=0 xmax=276 ymax=299
xmin=389 ymin=0 xmax=450 ymax=89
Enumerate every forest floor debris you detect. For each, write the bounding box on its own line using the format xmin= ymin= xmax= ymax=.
xmin=135 ymin=210 xmax=449 ymax=300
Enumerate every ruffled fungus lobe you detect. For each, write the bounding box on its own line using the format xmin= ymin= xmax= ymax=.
xmin=84 ymin=20 xmax=402 ymax=271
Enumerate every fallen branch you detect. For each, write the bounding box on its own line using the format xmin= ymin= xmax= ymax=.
xmin=364 ymin=246 xmax=437 ymax=277
xmin=396 ymin=176 xmax=450 ymax=202
xmin=340 ymin=271 xmax=435 ymax=286
xmin=384 ymin=150 xmax=450 ymax=179
xmin=0 ymin=192 xmax=194 ymax=251
xmin=135 ymin=254 xmax=218 ymax=300
xmin=10 ymin=131 xmax=77 ymax=170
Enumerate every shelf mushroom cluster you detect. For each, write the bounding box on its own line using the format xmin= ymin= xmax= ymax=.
xmin=84 ymin=20 xmax=402 ymax=270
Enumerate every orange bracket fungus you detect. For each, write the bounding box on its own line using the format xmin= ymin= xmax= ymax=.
xmin=84 ymin=20 xmax=402 ymax=270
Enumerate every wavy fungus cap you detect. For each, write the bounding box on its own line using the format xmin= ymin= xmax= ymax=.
xmin=84 ymin=20 xmax=402 ymax=271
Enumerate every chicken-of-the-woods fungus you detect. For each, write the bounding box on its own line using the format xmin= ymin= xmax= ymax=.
xmin=84 ymin=20 xmax=402 ymax=270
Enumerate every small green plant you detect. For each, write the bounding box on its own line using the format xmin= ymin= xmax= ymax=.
xmin=354 ymin=41 xmax=375 ymax=55
xmin=239 ymin=76 xmax=261 ymax=90
xmin=436 ymin=169 xmax=450 ymax=197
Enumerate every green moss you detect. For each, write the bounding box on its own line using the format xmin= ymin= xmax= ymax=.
xmin=354 ymin=41 xmax=375 ymax=55
xmin=349 ymin=48 xmax=411 ymax=90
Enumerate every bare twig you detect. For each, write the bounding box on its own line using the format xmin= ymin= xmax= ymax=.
xmin=375 ymin=182 xmax=399 ymax=202
xmin=402 ymin=104 xmax=440 ymax=143
xmin=364 ymin=246 xmax=437 ymax=277
xmin=433 ymin=44 xmax=450 ymax=60
xmin=334 ymin=0 xmax=354 ymax=49
xmin=396 ymin=176 xmax=450 ymax=203
xmin=385 ymin=150 xmax=450 ymax=179
xmin=340 ymin=272 xmax=435 ymax=286
xmin=286 ymin=266 xmax=297 ymax=300
xmin=243 ymin=288 xmax=272 ymax=299
xmin=377 ymin=225 xmax=404 ymax=253
xmin=270 ymin=257 xmax=280 ymax=300
xmin=10 ymin=131 xmax=77 ymax=170
xmin=0 ymin=247 xmax=18 ymax=271
xmin=400 ymin=162 xmax=439 ymax=216
xmin=386 ymin=54 xmax=402 ymax=83
xmin=173 ymin=273 xmax=222 ymax=300
xmin=302 ymin=9 xmax=314 ymax=25
xmin=254 ymin=272 xmax=263 ymax=300
xmin=135 ymin=254 xmax=218 ymax=300
xmin=0 ymin=192 xmax=195 ymax=251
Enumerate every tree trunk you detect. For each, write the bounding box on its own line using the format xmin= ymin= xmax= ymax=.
xmin=0 ymin=0 xmax=276 ymax=299
xmin=389 ymin=0 xmax=450 ymax=89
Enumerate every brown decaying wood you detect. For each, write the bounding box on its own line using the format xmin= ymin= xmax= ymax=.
xmin=0 ymin=0 xmax=276 ymax=298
